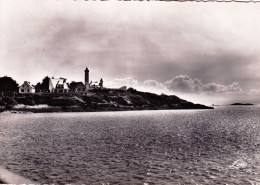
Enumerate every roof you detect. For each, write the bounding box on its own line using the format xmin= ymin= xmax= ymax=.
xmin=69 ymin=82 xmax=85 ymax=89
xmin=19 ymin=81 xmax=35 ymax=89
xmin=50 ymin=78 xmax=69 ymax=90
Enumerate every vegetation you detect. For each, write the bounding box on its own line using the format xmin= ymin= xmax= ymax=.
xmin=0 ymin=76 xmax=19 ymax=92
xmin=41 ymin=76 xmax=50 ymax=91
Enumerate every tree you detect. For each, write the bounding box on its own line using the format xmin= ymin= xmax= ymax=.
xmin=35 ymin=82 xmax=42 ymax=92
xmin=0 ymin=76 xmax=19 ymax=92
xmin=41 ymin=76 xmax=50 ymax=91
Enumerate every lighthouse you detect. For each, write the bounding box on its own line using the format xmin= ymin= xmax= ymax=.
xmin=85 ymin=67 xmax=89 ymax=91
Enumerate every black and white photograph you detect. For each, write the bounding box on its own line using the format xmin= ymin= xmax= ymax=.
xmin=0 ymin=0 xmax=260 ymax=184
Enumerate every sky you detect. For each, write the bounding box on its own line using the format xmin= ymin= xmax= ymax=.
xmin=1 ymin=0 xmax=260 ymax=105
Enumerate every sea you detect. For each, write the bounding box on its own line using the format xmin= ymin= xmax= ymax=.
xmin=0 ymin=106 xmax=260 ymax=184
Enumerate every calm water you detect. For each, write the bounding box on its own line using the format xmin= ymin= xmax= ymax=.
xmin=0 ymin=107 xmax=260 ymax=184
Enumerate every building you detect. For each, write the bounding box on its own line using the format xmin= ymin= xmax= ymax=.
xmin=49 ymin=77 xmax=69 ymax=93
xmin=43 ymin=67 xmax=104 ymax=93
xmin=69 ymin=82 xmax=86 ymax=93
xmin=19 ymin=81 xmax=35 ymax=94
xmin=89 ymin=81 xmax=99 ymax=89
xmin=89 ymin=78 xmax=104 ymax=89
xmin=85 ymin=67 xmax=89 ymax=91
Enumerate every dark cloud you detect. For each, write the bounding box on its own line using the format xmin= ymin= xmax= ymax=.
xmin=179 ymin=50 xmax=258 ymax=89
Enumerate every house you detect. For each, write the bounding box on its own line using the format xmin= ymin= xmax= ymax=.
xmin=89 ymin=78 xmax=104 ymax=89
xmin=19 ymin=81 xmax=35 ymax=94
xmin=69 ymin=82 xmax=86 ymax=93
xmin=49 ymin=77 xmax=69 ymax=93
xmin=89 ymin=81 xmax=99 ymax=89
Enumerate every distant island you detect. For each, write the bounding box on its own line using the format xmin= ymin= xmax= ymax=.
xmin=230 ymin=103 xmax=254 ymax=106
xmin=0 ymin=88 xmax=213 ymax=113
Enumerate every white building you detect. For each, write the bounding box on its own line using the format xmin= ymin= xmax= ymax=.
xmin=19 ymin=81 xmax=35 ymax=94
xmin=49 ymin=77 xmax=70 ymax=93
xmin=89 ymin=78 xmax=103 ymax=89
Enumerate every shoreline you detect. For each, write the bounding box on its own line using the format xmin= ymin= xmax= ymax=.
xmin=1 ymin=104 xmax=213 ymax=114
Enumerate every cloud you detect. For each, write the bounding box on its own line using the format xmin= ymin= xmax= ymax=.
xmin=106 ymin=75 xmax=260 ymax=105
xmin=143 ymin=80 xmax=165 ymax=89
xmin=107 ymin=75 xmax=242 ymax=96
xmin=107 ymin=77 xmax=139 ymax=88
xmin=249 ymin=89 xmax=260 ymax=94
xmin=165 ymin=75 xmax=242 ymax=94
xmin=165 ymin=75 xmax=198 ymax=92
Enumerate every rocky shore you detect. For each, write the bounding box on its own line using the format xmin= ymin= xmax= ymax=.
xmin=0 ymin=88 xmax=213 ymax=113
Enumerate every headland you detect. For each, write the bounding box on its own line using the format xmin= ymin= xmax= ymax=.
xmin=0 ymin=88 xmax=213 ymax=113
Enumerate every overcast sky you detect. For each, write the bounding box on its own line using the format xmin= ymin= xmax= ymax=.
xmin=1 ymin=1 xmax=260 ymax=105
